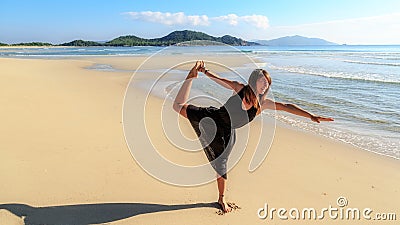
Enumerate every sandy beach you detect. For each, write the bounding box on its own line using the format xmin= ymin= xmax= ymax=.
xmin=1 ymin=55 xmax=399 ymax=225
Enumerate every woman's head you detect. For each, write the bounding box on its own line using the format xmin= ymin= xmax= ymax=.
xmin=248 ymin=69 xmax=272 ymax=95
xmin=243 ymin=69 xmax=272 ymax=110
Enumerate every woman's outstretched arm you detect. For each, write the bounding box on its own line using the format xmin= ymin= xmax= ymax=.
xmin=261 ymin=99 xmax=334 ymax=123
xmin=198 ymin=62 xmax=244 ymax=93
xmin=172 ymin=61 xmax=202 ymax=118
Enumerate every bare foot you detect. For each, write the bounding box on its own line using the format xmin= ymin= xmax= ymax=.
xmin=217 ymin=197 xmax=232 ymax=214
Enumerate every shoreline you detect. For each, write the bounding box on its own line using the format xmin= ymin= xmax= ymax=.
xmin=1 ymin=56 xmax=399 ymax=224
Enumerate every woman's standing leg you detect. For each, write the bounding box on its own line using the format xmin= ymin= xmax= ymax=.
xmin=217 ymin=176 xmax=231 ymax=213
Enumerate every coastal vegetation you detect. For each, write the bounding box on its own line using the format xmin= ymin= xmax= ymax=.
xmin=0 ymin=30 xmax=337 ymax=47
xmin=1 ymin=30 xmax=257 ymax=47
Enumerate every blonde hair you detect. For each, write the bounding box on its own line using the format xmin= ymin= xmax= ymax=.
xmin=242 ymin=69 xmax=272 ymax=111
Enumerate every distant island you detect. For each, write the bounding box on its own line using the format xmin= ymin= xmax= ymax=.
xmin=255 ymin=35 xmax=337 ymax=46
xmin=0 ymin=30 xmax=337 ymax=47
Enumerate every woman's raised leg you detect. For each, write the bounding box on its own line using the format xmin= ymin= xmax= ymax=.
xmin=172 ymin=61 xmax=203 ymax=118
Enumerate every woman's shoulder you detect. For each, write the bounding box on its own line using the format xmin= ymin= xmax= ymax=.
xmin=233 ymin=83 xmax=246 ymax=94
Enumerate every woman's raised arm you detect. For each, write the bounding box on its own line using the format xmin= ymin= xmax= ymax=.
xmin=198 ymin=61 xmax=244 ymax=93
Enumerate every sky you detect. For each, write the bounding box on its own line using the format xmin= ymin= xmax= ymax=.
xmin=1 ymin=0 xmax=400 ymax=44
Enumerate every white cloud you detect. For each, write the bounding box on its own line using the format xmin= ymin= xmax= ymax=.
xmin=213 ymin=14 xmax=269 ymax=29
xmin=124 ymin=11 xmax=269 ymax=29
xmin=241 ymin=15 xmax=269 ymax=29
xmin=124 ymin=11 xmax=210 ymax=26
xmin=213 ymin=14 xmax=239 ymax=26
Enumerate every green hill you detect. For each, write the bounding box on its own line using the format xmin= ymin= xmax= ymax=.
xmin=10 ymin=42 xmax=53 ymax=46
xmin=152 ymin=30 xmax=216 ymax=45
xmin=61 ymin=40 xmax=102 ymax=46
xmin=217 ymin=35 xmax=249 ymax=45
xmin=3 ymin=30 xmax=259 ymax=47
xmin=106 ymin=35 xmax=152 ymax=46
xmin=86 ymin=30 xmax=258 ymax=46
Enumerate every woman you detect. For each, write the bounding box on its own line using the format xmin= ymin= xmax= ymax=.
xmin=173 ymin=61 xmax=333 ymax=213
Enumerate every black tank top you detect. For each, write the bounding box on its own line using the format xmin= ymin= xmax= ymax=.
xmin=218 ymin=86 xmax=258 ymax=129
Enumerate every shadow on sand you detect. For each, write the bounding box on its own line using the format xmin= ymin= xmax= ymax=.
xmin=0 ymin=202 xmax=219 ymax=225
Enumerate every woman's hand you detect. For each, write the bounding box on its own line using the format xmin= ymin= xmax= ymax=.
xmin=187 ymin=61 xmax=203 ymax=79
xmin=310 ymin=114 xmax=334 ymax=123
xmin=197 ymin=60 xmax=206 ymax=73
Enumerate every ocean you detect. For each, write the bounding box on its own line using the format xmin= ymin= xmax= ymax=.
xmin=1 ymin=45 xmax=399 ymax=159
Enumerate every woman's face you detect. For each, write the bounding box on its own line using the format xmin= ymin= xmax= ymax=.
xmin=256 ymin=76 xmax=269 ymax=95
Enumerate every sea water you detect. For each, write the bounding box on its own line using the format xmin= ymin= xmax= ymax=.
xmin=1 ymin=45 xmax=399 ymax=159
xmin=247 ymin=45 xmax=400 ymax=159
